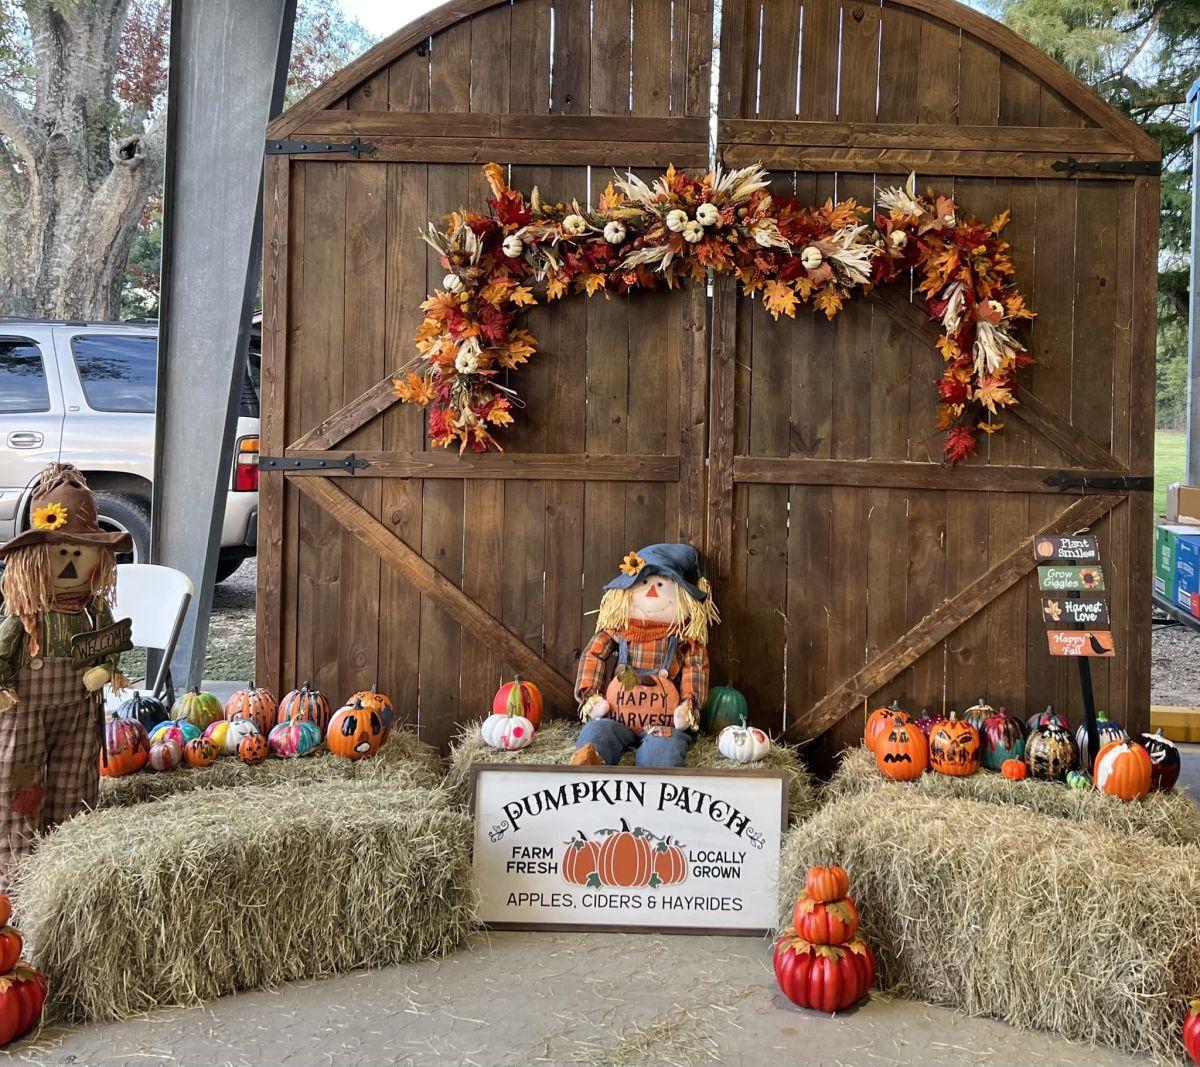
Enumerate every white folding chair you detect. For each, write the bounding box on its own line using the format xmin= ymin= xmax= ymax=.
xmin=108 ymin=563 xmax=193 ymax=708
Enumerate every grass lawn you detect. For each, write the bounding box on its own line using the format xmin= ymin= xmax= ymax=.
xmin=1156 ymin=429 xmax=1187 ymax=518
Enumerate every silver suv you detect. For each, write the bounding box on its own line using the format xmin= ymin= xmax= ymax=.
xmin=0 ymin=319 xmax=258 ymax=582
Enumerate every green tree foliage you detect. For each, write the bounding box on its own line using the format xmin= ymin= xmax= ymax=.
xmin=983 ymin=0 xmax=1198 ymax=427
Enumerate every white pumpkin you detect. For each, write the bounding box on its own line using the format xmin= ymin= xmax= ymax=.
xmin=718 ymin=721 xmax=771 ymax=763
xmin=224 ymin=718 xmax=261 ymax=755
xmin=442 ymin=273 xmax=464 ymax=293
xmin=502 ymin=234 xmax=524 ymax=258
xmin=480 ymin=712 xmax=535 ymax=751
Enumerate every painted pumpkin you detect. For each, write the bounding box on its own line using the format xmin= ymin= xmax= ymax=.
xmin=268 ymin=715 xmax=323 ymax=759
xmin=962 ymin=697 xmax=995 ymax=736
xmin=148 ymin=739 xmax=183 ymax=772
xmin=100 ymin=717 xmax=150 ymax=778
xmin=149 ymin=719 xmax=201 ymax=748
xmin=172 ymin=687 xmax=224 ymax=731
xmin=1076 ymin=710 xmax=1127 ymax=771
xmin=806 ymin=865 xmax=850 ymax=904
xmin=929 ymin=713 xmax=981 ymax=777
xmin=717 ymin=718 xmax=771 ymax=763
xmin=204 ymin=717 xmax=260 ymax=756
xmin=114 ymin=692 xmax=169 ymax=732
xmin=183 ymin=737 xmax=219 ymax=768
xmin=1185 ymin=998 xmax=1200 ymax=1065
xmin=0 ymin=929 xmax=21 ymax=979
xmin=0 ymin=894 xmax=10 ymax=929
xmin=1000 ymin=758 xmax=1027 ymax=781
xmin=1137 ymin=729 xmax=1181 ymax=792
xmin=1027 ymin=704 xmax=1069 ymax=733
xmin=597 ymin=819 xmax=654 ymax=888
xmin=980 ymin=706 xmax=1026 ymax=771
xmin=224 ymin=682 xmax=278 ymax=735
xmin=349 ymin=686 xmax=395 ymax=742
xmin=202 ymin=720 xmax=231 ymax=752
xmin=1066 ymin=770 xmax=1092 ymax=790
xmin=277 ymin=682 xmax=333 ymax=732
xmin=701 ymin=686 xmax=750 ymax=736
xmin=865 ymin=700 xmax=909 ymax=752
xmin=1094 ymin=739 xmax=1151 ymax=802
xmin=562 ymin=833 xmax=601 ymax=886
xmin=326 ymin=700 xmax=385 ymax=760
xmin=793 ymin=895 xmax=859 ymax=946
xmin=875 ymin=716 xmax=928 ymax=781
xmin=913 ymin=708 xmax=945 ymax=738
xmin=237 ymin=733 xmax=269 ymax=765
xmin=773 ymin=930 xmax=876 ymax=1013
xmin=652 ymin=837 xmax=688 ymax=886
xmin=492 ymin=676 xmax=543 ymax=732
xmin=1025 ymin=722 xmax=1078 ymax=781
xmin=480 ymin=710 xmax=536 ymax=751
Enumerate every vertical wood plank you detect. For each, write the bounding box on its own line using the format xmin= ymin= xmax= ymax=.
xmin=280 ymin=163 xmax=304 ymax=703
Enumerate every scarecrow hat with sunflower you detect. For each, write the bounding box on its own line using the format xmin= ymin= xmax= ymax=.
xmin=0 ymin=463 xmax=132 ymax=558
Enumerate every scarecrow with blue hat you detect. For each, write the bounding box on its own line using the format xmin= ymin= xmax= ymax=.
xmin=572 ymin=543 xmax=719 ymax=768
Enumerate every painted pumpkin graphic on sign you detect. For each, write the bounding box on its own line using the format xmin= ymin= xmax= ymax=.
xmin=652 ymin=837 xmax=688 ymax=886
xmin=562 ymin=833 xmax=601 ymax=886
xmin=597 ymin=819 xmax=655 ymax=888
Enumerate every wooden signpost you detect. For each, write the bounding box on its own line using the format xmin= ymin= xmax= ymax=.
xmin=1036 ymin=534 xmax=1108 ymax=768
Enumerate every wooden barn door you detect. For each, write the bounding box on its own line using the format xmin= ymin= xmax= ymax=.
xmin=708 ymin=0 xmax=1159 ymax=764
xmin=258 ymin=0 xmax=714 ymax=752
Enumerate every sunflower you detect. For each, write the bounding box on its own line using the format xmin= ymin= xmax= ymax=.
xmin=619 ymin=551 xmax=645 ymax=577
xmin=31 ymin=502 xmax=68 ymax=531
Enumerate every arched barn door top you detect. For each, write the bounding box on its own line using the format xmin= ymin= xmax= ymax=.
xmin=270 ymin=0 xmax=1159 ymax=159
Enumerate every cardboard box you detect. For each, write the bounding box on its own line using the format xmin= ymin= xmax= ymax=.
xmin=1155 ymin=524 xmax=1200 ymax=600
xmin=1176 ymin=535 xmax=1200 ymax=615
xmin=1166 ymin=483 xmax=1200 ymax=525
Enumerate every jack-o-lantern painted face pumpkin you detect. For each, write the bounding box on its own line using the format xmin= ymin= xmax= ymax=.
xmin=864 ymin=700 xmax=908 ymax=753
xmin=875 ymin=716 xmax=928 ymax=781
xmin=929 ymin=713 xmax=981 ymax=777
xmin=326 ymin=700 xmax=385 ymax=760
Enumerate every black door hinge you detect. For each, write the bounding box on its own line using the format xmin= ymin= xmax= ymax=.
xmin=1044 ymin=472 xmax=1153 ymax=492
xmin=265 ymin=138 xmax=376 ymax=158
xmin=259 ymin=453 xmax=370 ymax=474
xmin=1051 ymin=158 xmax=1161 ymax=177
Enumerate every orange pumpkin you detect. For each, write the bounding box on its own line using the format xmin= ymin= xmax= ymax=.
xmin=492 ymin=675 xmax=544 ymax=732
xmin=100 ymin=718 xmax=151 ymax=778
xmin=929 ymin=712 xmax=981 ymax=777
xmin=562 ymin=833 xmax=601 ymax=886
xmin=277 ymin=682 xmax=332 ymax=732
xmin=652 ymin=837 xmax=688 ymax=886
xmin=183 ymin=737 xmax=219 ymax=768
xmin=597 ymin=819 xmax=655 ymax=887
xmin=1000 ymin=758 xmax=1028 ymax=780
xmin=865 ymin=700 xmax=909 ymax=753
xmin=875 ymin=716 xmax=928 ymax=781
xmin=1093 ymin=738 xmax=1151 ymax=802
xmin=224 ymin=681 xmax=278 ymax=735
xmin=349 ymin=686 xmax=395 ymax=742
xmin=237 ymin=733 xmax=270 ymax=765
xmin=806 ymin=865 xmax=850 ymax=904
xmin=326 ymin=699 xmax=385 ymax=760
xmin=793 ymin=895 xmax=859 ymax=946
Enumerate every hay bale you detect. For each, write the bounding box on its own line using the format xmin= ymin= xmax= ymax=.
xmin=97 ymin=727 xmax=444 ymax=808
xmin=825 ymin=745 xmax=1200 ymax=846
xmin=781 ymin=790 xmax=1200 ymax=1064
xmin=445 ymin=719 xmax=819 ymax=822
xmin=18 ymin=781 xmax=474 ymax=1022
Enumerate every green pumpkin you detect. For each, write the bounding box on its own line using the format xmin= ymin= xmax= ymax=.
xmin=701 ymin=686 xmax=749 ymax=736
xmin=1066 ymin=770 xmax=1092 ymax=791
xmin=173 ymin=687 xmax=224 ymax=731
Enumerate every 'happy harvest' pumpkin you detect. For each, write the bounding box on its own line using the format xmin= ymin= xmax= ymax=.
xmin=865 ymin=700 xmax=909 ymax=752
xmin=1093 ymin=739 xmax=1151 ymax=802
xmin=806 ymin=865 xmax=850 ymax=904
xmin=173 ymin=687 xmax=224 ymax=732
xmin=224 ymin=682 xmax=278 ymax=735
xmin=115 ymin=692 xmax=168 ymax=733
xmin=277 ymin=682 xmax=333 ymax=732
xmin=268 ymin=715 xmax=323 ymax=759
xmin=100 ymin=717 xmax=150 ymax=778
xmin=701 ymin=686 xmax=750 ymax=736
xmin=562 ymin=833 xmax=601 ymax=886
xmin=875 ymin=716 xmax=928 ymax=782
xmin=929 ymin=713 xmax=981 ymax=777
xmin=492 ymin=676 xmax=543 ymax=731
xmin=717 ymin=718 xmax=771 ymax=763
xmin=980 ymin=706 xmax=1026 ymax=771
xmin=1076 ymin=710 xmax=1127 ymax=771
xmin=1025 ymin=722 xmax=1078 ymax=781
xmin=597 ymin=819 xmax=654 ymax=887
xmin=793 ymin=896 xmax=859 ymax=946
xmin=1137 ymin=729 xmax=1181 ymax=792
xmin=326 ymin=700 xmax=385 ymax=760
xmin=772 ymin=931 xmax=876 ymax=1013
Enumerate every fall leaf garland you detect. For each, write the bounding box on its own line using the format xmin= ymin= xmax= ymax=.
xmin=396 ymin=162 xmax=1034 ymax=461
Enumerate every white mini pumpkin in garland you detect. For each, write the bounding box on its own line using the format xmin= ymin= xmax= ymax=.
xmin=717 ymin=717 xmax=771 ymax=764
xmin=480 ymin=708 xmax=536 ymax=751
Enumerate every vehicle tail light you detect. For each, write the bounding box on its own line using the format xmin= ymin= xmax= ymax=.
xmin=234 ymin=436 xmax=259 ymax=492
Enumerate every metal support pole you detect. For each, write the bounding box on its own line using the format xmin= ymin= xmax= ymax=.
xmin=1185 ymin=78 xmax=1200 ymax=482
xmin=153 ymin=0 xmax=296 ymax=687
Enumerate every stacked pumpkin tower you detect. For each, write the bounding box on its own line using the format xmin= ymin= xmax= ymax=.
xmin=0 ymin=894 xmax=45 ymax=1045
xmin=773 ymin=866 xmax=876 ymax=1013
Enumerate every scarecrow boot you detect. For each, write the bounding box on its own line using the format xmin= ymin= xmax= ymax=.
xmin=571 ymin=744 xmax=604 ymax=766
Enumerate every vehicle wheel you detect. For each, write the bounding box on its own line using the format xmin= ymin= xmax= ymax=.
xmin=214 ymin=557 xmax=243 ymax=583
xmin=92 ymin=493 xmax=151 ymax=566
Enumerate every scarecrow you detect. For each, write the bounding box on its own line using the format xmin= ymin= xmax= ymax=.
xmin=572 ymin=543 xmax=718 ymax=768
xmin=0 ymin=464 xmax=131 ymax=886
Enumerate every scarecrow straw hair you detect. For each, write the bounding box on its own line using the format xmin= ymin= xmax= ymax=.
xmin=16 ymin=781 xmax=476 ymax=1023
xmin=595 ymin=577 xmax=720 ymax=644
xmin=445 ymin=718 xmax=818 ymax=822
xmin=826 ymin=744 xmax=1200 ymax=846
xmin=781 ymin=789 xmax=1200 ymax=1064
xmin=98 ymin=726 xmax=445 ymax=809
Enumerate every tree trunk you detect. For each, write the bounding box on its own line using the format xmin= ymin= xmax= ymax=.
xmin=0 ymin=0 xmax=164 ymax=320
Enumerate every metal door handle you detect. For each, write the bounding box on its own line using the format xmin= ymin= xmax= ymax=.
xmin=7 ymin=432 xmax=43 ymax=448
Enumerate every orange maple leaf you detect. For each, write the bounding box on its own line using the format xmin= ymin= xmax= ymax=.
xmin=421 ymin=290 xmax=463 ymax=314
xmin=815 ymin=286 xmax=844 ymax=320
xmin=974 ymin=375 xmax=1016 ymax=413
xmin=479 ymin=278 xmax=515 ymax=307
xmin=393 ymin=370 xmax=437 ymax=407
xmin=989 ymin=208 xmax=1011 ymax=234
xmin=763 ymin=279 xmax=799 ymax=319
xmin=546 ymin=274 xmax=568 ymax=301
xmin=583 ymin=273 xmax=608 ymax=297
xmin=509 ymin=285 xmax=537 ymax=308
xmin=499 ymin=330 xmax=538 ymax=368
xmin=936 ymin=335 xmax=960 ymax=362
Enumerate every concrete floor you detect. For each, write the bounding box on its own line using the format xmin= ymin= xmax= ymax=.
xmin=14 ymin=932 xmax=1151 ymax=1067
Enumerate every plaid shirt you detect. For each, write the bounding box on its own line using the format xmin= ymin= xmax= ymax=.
xmin=575 ymin=619 xmax=710 ymax=710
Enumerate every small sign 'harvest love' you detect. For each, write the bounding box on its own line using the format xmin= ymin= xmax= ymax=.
xmin=470 ymin=765 xmax=787 ymax=933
